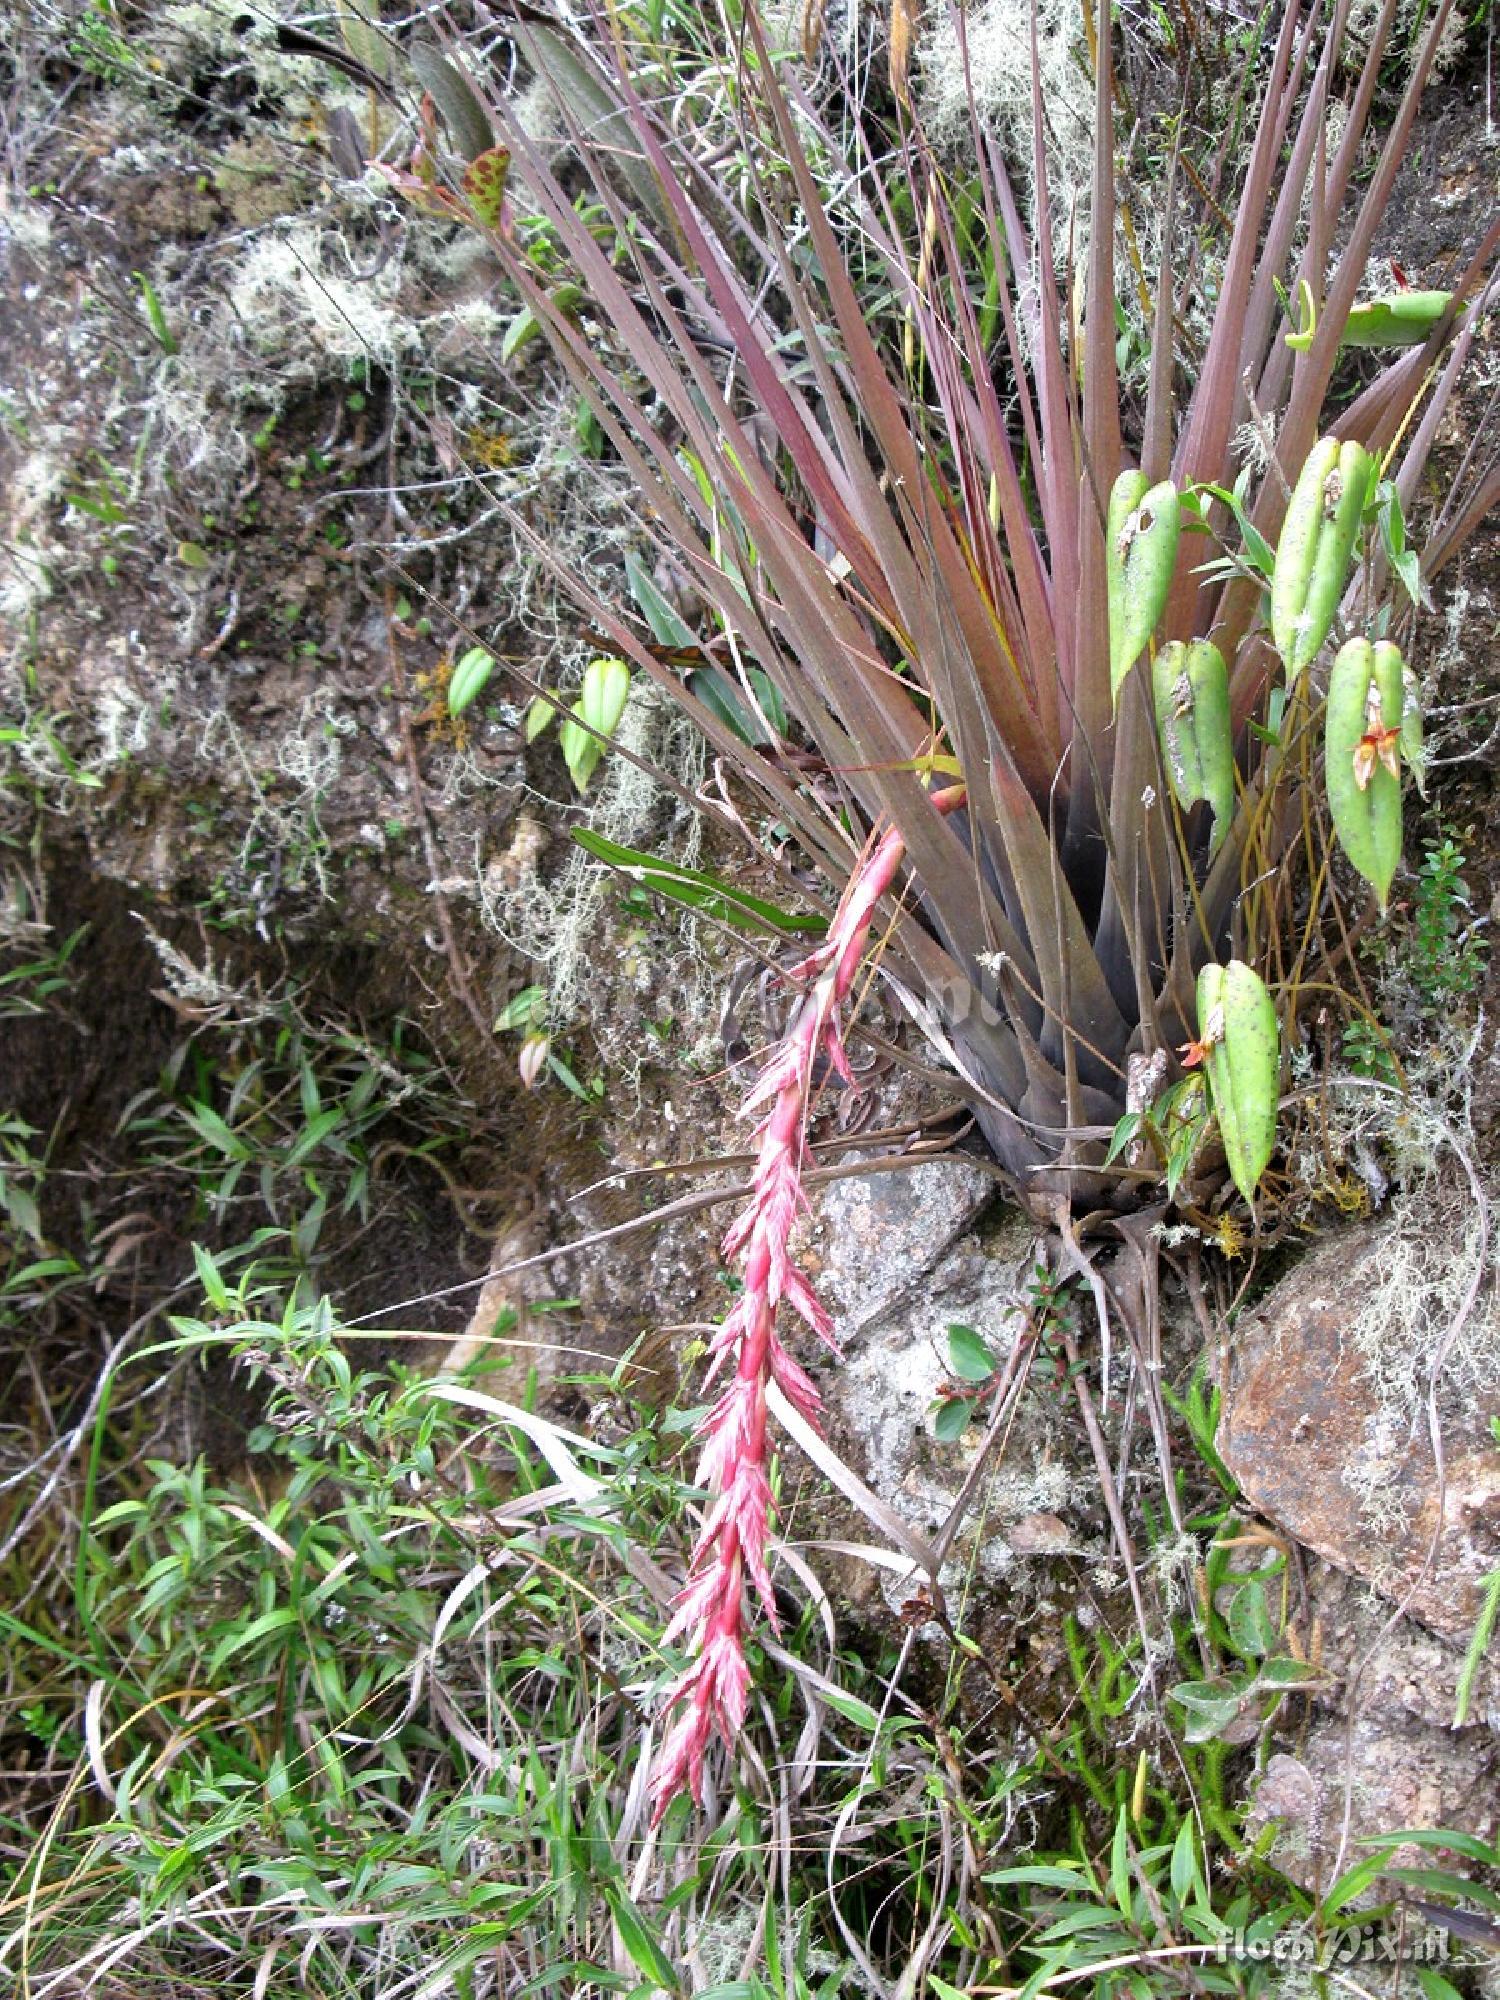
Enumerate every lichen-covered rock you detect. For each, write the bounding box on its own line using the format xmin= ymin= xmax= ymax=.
xmin=809 ymin=1178 xmax=1096 ymax=1617
xmin=809 ymin=1154 xmax=1000 ymax=1337
xmin=1246 ymin=1564 xmax=1498 ymax=1891
xmin=1218 ymin=1220 xmax=1500 ymax=1640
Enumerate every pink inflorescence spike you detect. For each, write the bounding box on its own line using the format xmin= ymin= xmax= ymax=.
xmin=648 ymin=822 xmax=913 ymax=1821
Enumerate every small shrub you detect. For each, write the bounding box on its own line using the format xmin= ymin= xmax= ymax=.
xmin=1406 ymin=831 xmax=1489 ymax=1010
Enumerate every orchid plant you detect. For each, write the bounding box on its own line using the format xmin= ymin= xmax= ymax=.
xmin=371 ymin=0 xmax=1498 ymax=1811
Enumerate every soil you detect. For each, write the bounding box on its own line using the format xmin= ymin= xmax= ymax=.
xmin=0 ymin=6 xmax=761 ymax=1455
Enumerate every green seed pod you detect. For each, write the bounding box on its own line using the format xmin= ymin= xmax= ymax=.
xmin=448 ymin=646 xmax=497 ymax=717
xmin=1271 ymin=438 xmax=1373 ymax=681
xmin=1325 ymin=637 xmax=1405 ymax=909
xmin=1196 ymin=961 xmax=1280 ymax=1209
xmin=1108 ymin=470 xmax=1181 ymax=706
xmin=1152 ymin=639 xmax=1234 ymax=853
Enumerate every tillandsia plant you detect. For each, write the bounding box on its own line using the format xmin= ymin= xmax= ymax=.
xmin=388 ymin=0 xmax=1499 ymax=1806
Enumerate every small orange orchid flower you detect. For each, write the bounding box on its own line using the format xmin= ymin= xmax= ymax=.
xmin=1352 ymin=680 xmax=1402 ymax=792
xmin=1178 ymin=1003 xmax=1225 ymax=1070
xmin=1352 ymin=723 xmax=1402 ymax=791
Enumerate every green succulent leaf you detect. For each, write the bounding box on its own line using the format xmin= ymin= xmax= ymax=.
xmin=559 ymin=657 xmax=631 ymax=792
xmin=1152 ymin=639 xmax=1234 ymax=852
xmin=1271 ymin=438 xmax=1374 ymax=680
xmin=1285 ymin=278 xmax=1453 ymax=352
xmin=1197 ymin=961 xmax=1280 ymax=1207
xmin=578 ymin=656 xmax=630 ymax=738
xmin=524 ymin=693 xmax=557 ymax=742
xmin=447 ymin=646 xmax=496 ymax=718
xmin=1325 ymin=637 xmax=1406 ymax=907
xmin=1107 ymin=471 xmax=1180 ymax=704
xmin=1343 ymin=288 xmax=1452 ymax=347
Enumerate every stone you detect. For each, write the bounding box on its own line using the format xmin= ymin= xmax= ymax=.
xmin=810 ymin=1185 xmax=1089 ymax=1616
xmin=1246 ymin=1564 xmax=1499 ymax=1893
xmin=1217 ymin=1221 xmax=1500 ymax=1641
xmin=1006 ymin=1511 xmax=1073 ymax=1555
xmin=808 ymin=1153 xmax=1000 ymax=1338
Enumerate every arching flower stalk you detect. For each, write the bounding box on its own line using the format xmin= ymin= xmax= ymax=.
xmin=650 ymin=806 xmax=955 ymax=1817
xmin=648 ymin=816 xmax=916 ymax=1816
